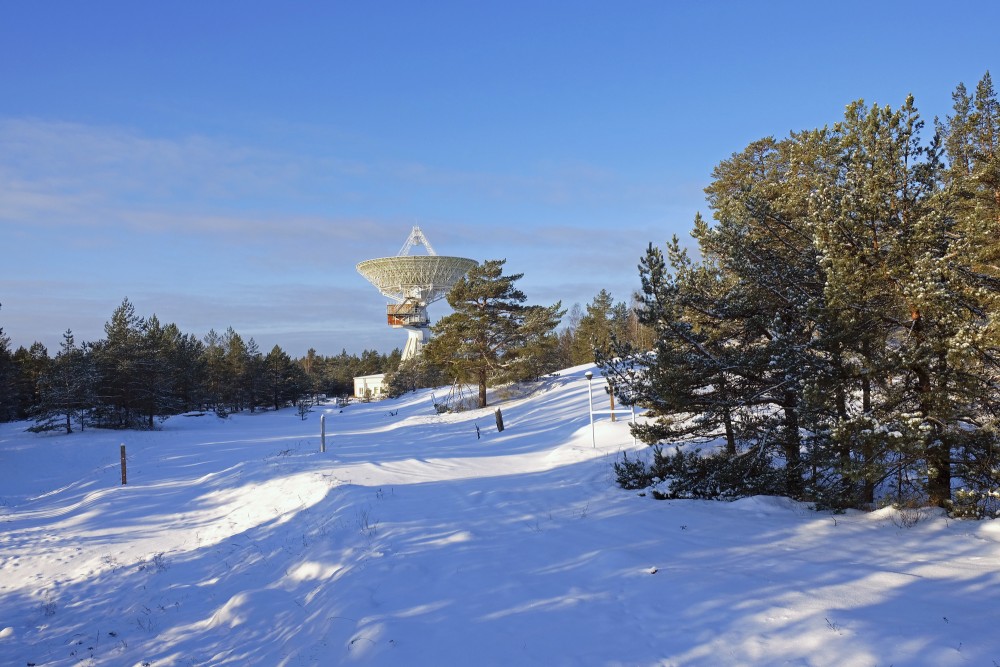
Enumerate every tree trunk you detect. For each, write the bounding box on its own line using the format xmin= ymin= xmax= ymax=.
xmin=861 ymin=374 xmax=875 ymax=505
xmin=834 ymin=353 xmax=852 ymax=499
xmin=478 ymin=367 xmax=488 ymax=408
xmin=719 ymin=374 xmax=736 ymax=455
xmin=911 ymin=309 xmax=951 ymax=508
xmin=723 ymin=408 xmax=736 ymax=456
xmin=781 ymin=390 xmax=804 ymax=498
xmin=926 ymin=433 xmax=952 ymax=507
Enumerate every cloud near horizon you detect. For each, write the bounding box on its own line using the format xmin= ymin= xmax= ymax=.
xmin=1 ymin=117 xmax=695 ymax=357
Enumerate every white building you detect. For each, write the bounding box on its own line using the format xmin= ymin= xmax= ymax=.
xmin=353 ymin=373 xmax=386 ymax=400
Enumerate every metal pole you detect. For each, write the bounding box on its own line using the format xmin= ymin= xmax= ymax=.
xmin=585 ymin=371 xmax=595 ymax=448
xmin=320 ymin=414 xmax=326 ymax=452
xmin=631 ymin=404 xmax=637 ymax=446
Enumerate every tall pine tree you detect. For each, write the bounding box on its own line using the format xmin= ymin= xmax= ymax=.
xmin=425 ymin=259 xmax=563 ymax=408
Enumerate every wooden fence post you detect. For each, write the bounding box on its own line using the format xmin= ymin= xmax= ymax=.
xmin=495 ymin=408 xmax=505 ymax=432
xmin=320 ymin=414 xmax=326 ymax=452
xmin=120 ymin=444 xmax=127 ymax=485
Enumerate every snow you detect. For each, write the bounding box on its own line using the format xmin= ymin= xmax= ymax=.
xmin=2 ymin=364 xmax=999 ymax=666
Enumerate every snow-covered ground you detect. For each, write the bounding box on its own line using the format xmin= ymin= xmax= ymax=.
xmin=2 ymin=364 xmax=999 ymax=666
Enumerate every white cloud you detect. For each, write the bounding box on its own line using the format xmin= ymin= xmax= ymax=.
xmin=0 ymin=117 xmax=698 ymax=355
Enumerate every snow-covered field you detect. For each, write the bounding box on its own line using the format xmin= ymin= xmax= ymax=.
xmin=2 ymin=364 xmax=999 ymax=666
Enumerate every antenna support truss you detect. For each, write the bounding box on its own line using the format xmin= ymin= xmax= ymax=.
xmin=398 ymin=225 xmax=437 ymax=257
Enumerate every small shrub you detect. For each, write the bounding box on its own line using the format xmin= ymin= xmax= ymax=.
xmin=890 ymin=504 xmax=927 ymax=529
xmin=951 ymin=429 xmax=1000 ymax=519
xmin=951 ymin=488 xmax=1000 ymax=519
xmin=614 ymin=445 xmax=783 ymax=500
xmin=614 ymin=450 xmax=654 ymax=490
xmin=652 ymin=446 xmax=783 ymax=500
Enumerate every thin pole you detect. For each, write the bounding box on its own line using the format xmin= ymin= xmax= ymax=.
xmin=631 ymin=404 xmax=637 ymax=446
xmin=120 ymin=444 xmax=127 ymax=485
xmin=320 ymin=414 xmax=326 ymax=453
xmin=585 ymin=372 xmax=595 ymax=448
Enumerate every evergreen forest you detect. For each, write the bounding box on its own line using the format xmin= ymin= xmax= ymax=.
xmin=600 ymin=73 xmax=1000 ymax=517
xmin=0 ymin=298 xmax=402 ymax=430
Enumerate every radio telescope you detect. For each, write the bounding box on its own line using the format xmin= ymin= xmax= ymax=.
xmin=356 ymin=226 xmax=478 ymax=360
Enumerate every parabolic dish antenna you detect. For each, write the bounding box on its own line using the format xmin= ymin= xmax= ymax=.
xmin=356 ymin=226 xmax=478 ymax=360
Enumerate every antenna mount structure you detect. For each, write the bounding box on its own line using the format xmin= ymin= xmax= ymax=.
xmin=397 ymin=225 xmax=437 ymax=257
xmin=356 ymin=226 xmax=477 ymax=360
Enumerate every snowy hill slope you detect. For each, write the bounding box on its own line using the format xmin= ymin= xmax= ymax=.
xmin=2 ymin=365 xmax=1000 ymax=666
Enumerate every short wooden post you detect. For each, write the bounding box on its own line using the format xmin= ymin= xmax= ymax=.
xmin=120 ymin=444 xmax=127 ymax=485
xmin=320 ymin=414 xmax=326 ymax=452
xmin=495 ymin=408 xmax=505 ymax=432
xmin=609 ymin=390 xmax=616 ymax=422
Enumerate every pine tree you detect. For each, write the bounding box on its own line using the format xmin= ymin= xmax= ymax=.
xmin=134 ymin=315 xmax=184 ymax=428
xmin=31 ymin=330 xmax=94 ymax=433
xmin=609 ymin=83 xmax=1000 ymax=510
xmin=425 ymin=259 xmax=563 ymax=408
xmin=165 ymin=325 xmax=205 ymax=412
xmin=93 ymin=298 xmax=142 ymax=427
xmin=202 ymin=329 xmax=228 ymax=414
xmin=243 ymin=337 xmax=265 ymax=413
xmin=695 ymin=132 xmax=836 ymax=498
xmin=223 ymin=327 xmax=248 ymax=412
xmin=0 ymin=312 xmax=21 ymax=422
xmin=92 ymin=299 xmax=188 ymax=429
xmin=570 ymin=290 xmax=614 ymax=364
xmin=808 ymin=97 xmax=938 ymax=503
xmin=13 ymin=342 xmax=52 ymax=420
xmin=603 ymin=234 xmax=744 ymax=456
xmin=506 ymin=301 xmax=566 ymax=382
xmin=265 ymin=344 xmax=307 ymax=410
xmin=935 ymin=73 xmax=1000 ymax=514
xmin=384 ymin=354 xmax=449 ymax=397
xmin=568 ymin=290 xmax=630 ymax=364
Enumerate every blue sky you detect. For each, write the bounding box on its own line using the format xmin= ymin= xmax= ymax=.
xmin=1 ymin=1 xmax=996 ymax=357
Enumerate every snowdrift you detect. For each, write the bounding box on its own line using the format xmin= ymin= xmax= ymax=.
xmin=2 ymin=365 xmax=999 ymax=666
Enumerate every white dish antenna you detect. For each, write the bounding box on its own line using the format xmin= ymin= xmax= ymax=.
xmin=357 ymin=226 xmax=477 ymax=359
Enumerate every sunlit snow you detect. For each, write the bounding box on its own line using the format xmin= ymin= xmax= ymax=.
xmin=2 ymin=365 xmax=999 ymax=666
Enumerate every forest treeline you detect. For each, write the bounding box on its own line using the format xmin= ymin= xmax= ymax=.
xmin=601 ymin=73 xmax=1000 ymax=517
xmin=0 ymin=298 xmax=401 ymax=430
xmin=0 ymin=286 xmax=647 ymax=430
